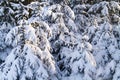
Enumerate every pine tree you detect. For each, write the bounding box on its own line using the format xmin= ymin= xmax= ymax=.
xmin=57 ymin=34 xmax=96 ymax=80
xmin=0 ymin=0 xmax=15 ymax=64
xmin=0 ymin=19 xmax=58 ymax=80
xmin=91 ymin=21 xmax=118 ymax=79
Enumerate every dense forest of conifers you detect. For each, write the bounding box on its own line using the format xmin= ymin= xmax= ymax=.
xmin=0 ymin=0 xmax=120 ymax=80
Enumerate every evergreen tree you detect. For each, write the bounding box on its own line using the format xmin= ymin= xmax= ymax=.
xmin=0 ymin=19 xmax=58 ymax=80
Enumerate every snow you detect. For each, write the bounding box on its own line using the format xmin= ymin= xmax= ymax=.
xmin=101 ymin=5 xmax=109 ymax=16
xmin=5 ymin=26 xmax=19 ymax=46
xmin=112 ymin=50 xmax=120 ymax=61
xmin=110 ymin=1 xmax=120 ymax=11
xmin=64 ymin=5 xmax=75 ymax=20
xmin=104 ymin=60 xmax=116 ymax=79
xmin=24 ymin=24 xmax=37 ymax=45
xmin=88 ymin=4 xmax=99 ymax=13
xmin=113 ymin=63 xmax=120 ymax=80
xmin=62 ymin=74 xmax=83 ymax=80
xmin=1 ymin=0 xmax=120 ymax=80
xmin=67 ymin=19 xmax=77 ymax=32
xmin=0 ymin=7 xmax=4 ymax=16
xmin=84 ymin=51 xmax=96 ymax=67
